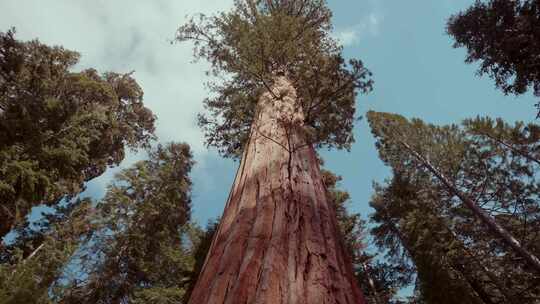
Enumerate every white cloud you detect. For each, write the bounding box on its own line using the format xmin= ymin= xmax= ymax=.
xmin=0 ymin=0 xmax=234 ymax=201
xmin=333 ymin=12 xmax=382 ymax=46
xmin=0 ymin=0 xmax=232 ymax=156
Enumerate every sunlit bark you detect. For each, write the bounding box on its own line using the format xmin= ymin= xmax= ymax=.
xmin=189 ymin=77 xmax=365 ymax=304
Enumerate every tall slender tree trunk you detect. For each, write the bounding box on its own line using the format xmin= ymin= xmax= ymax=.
xmin=445 ymin=224 xmax=516 ymax=304
xmin=361 ymin=262 xmax=382 ymax=304
xmin=477 ymin=131 xmax=540 ymax=166
xmin=398 ymin=138 xmax=540 ymax=273
xmin=389 ymin=222 xmax=484 ymax=304
xmin=189 ymin=77 xmax=365 ymax=304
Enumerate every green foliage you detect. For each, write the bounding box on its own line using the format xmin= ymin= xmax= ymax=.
xmin=368 ymin=111 xmax=540 ymax=303
xmin=0 ymin=199 xmax=94 ymax=304
xmin=0 ymin=239 xmax=65 ymax=304
xmin=321 ymin=169 xmax=365 ymax=258
xmin=463 ymin=116 xmax=540 ymax=165
xmin=447 ymin=0 xmax=540 ymax=116
xmin=131 ymin=287 xmax=185 ymax=304
xmin=321 ymin=167 xmax=408 ymax=304
xmin=0 ymin=142 xmax=221 ymax=304
xmin=356 ymin=261 xmax=413 ymax=304
xmin=181 ymin=219 xmax=219 ymax=303
xmin=0 ymin=28 xmax=156 ymax=238
xmin=370 ymin=177 xmax=487 ymax=304
xmin=176 ymin=0 xmax=373 ymax=158
xmin=54 ymin=143 xmax=194 ymax=304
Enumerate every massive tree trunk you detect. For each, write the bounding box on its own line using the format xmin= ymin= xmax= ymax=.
xmin=189 ymin=77 xmax=365 ymax=304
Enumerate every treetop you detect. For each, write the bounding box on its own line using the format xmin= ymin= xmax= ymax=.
xmin=177 ymin=0 xmax=373 ymax=158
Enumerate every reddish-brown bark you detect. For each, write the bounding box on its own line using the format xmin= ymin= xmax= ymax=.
xmin=189 ymin=77 xmax=365 ymax=304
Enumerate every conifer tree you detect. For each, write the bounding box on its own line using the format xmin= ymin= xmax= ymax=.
xmin=176 ymin=1 xmax=373 ymax=302
xmin=321 ymin=168 xmax=408 ymax=304
xmin=0 ymin=199 xmax=94 ymax=304
xmin=54 ymin=143 xmax=195 ymax=304
xmin=1 ymin=142 xmax=221 ymax=304
xmin=447 ymin=0 xmax=540 ymax=116
xmin=0 ymin=28 xmax=155 ymax=238
xmin=371 ymin=175 xmax=500 ymax=304
xmin=368 ymin=111 xmax=540 ymax=303
xmin=367 ymin=111 xmax=540 ymax=273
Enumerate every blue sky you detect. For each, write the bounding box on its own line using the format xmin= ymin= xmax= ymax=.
xmin=0 ymin=0 xmax=536 ymax=237
xmin=324 ymin=0 xmax=536 ymax=221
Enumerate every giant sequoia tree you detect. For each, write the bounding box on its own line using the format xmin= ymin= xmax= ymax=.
xmin=176 ymin=1 xmax=373 ymax=303
xmin=0 ymin=29 xmax=155 ymax=239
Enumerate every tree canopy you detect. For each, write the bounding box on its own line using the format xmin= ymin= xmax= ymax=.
xmin=52 ymin=143 xmax=199 ymax=304
xmin=368 ymin=111 xmax=540 ymax=303
xmin=0 ymin=142 xmax=223 ymax=304
xmin=0 ymin=199 xmax=94 ymax=304
xmin=447 ymin=0 xmax=540 ymax=116
xmin=0 ymin=28 xmax=155 ymax=238
xmin=176 ymin=0 xmax=373 ymax=158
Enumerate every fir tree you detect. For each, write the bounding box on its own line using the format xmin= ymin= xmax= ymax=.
xmin=54 ymin=143 xmax=195 ymax=304
xmin=368 ymin=111 xmax=540 ymax=303
xmin=0 ymin=199 xmax=94 ymax=304
xmin=447 ymin=0 xmax=540 ymax=116
xmin=0 ymin=28 xmax=155 ymax=238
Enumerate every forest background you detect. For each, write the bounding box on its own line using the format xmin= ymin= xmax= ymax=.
xmin=0 ymin=0 xmax=537 ymax=302
xmin=0 ymin=0 xmax=534 ymax=228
